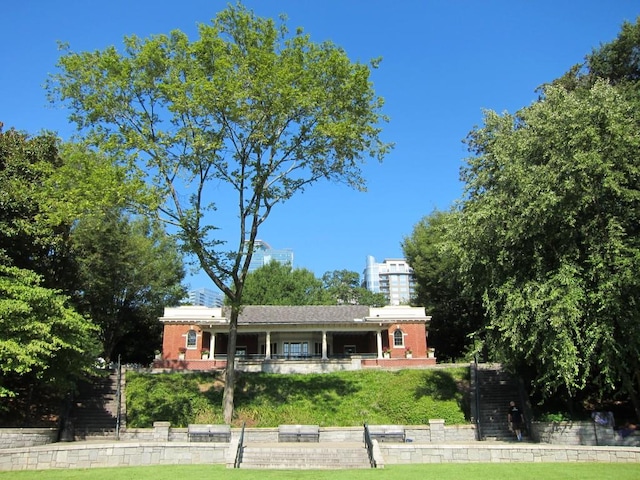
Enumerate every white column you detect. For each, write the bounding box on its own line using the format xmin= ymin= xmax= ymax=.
xmin=265 ymin=331 xmax=271 ymax=359
xmin=376 ymin=330 xmax=383 ymax=358
xmin=209 ymin=333 xmax=215 ymax=358
xmin=322 ymin=330 xmax=328 ymax=360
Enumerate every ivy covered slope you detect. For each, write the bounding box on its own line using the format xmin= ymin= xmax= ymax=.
xmin=126 ymin=368 xmax=469 ymax=428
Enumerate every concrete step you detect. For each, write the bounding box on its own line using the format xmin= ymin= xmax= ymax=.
xmin=239 ymin=442 xmax=372 ymax=469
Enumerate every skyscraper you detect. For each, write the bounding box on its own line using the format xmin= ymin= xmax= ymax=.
xmin=363 ymin=256 xmax=416 ymax=306
xmin=247 ymin=240 xmax=294 ymax=272
xmin=187 ymin=288 xmax=223 ymax=307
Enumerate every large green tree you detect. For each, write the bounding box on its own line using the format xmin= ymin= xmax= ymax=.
xmin=0 ymin=264 xmax=99 ymax=421
xmin=459 ymin=79 xmax=640 ymax=415
xmin=0 ymin=128 xmax=77 ymax=292
xmin=403 ymin=210 xmax=484 ymax=362
xmin=48 ymin=4 xmax=391 ymax=422
xmin=321 ymin=269 xmax=387 ymax=306
xmin=240 ymin=261 xmax=327 ymax=305
xmin=71 ymin=211 xmax=185 ymax=363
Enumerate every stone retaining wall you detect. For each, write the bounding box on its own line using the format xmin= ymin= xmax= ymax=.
xmin=2 ymin=440 xmax=639 ymax=471
xmin=377 ymin=442 xmax=640 ymax=465
xmin=0 ymin=428 xmax=58 ymax=449
xmin=531 ymin=421 xmax=640 ymax=447
xmin=0 ymin=442 xmax=228 ymax=471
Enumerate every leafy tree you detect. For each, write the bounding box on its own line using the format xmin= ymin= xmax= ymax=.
xmin=0 ymin=264 xmax=99 ymax=419
xmin=71 ymin=210 xmax=186 ymax=363
xmin=0 ymin=128 xmax=77 ymax=292
xmin=322 ymin=269 xmax=387 ymax=306
xmin=240 ymin=261 xmax=327 ymax=305
xmin=459 ymin=79 xmax=640 ymax=416
xmin=48 ymin=4 xmax=391 ymax=422
xmin=402 ymin=210 xmax=484 ymax=362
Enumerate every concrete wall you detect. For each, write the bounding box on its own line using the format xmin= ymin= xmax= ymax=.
xmin=0 ymin=428 xmax=58 ymax=449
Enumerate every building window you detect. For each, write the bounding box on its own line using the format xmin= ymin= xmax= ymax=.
xmin=186 ymin=330 xmax=197 ymax=349
xmin=393 ymin=329 xmax=404 ymax=347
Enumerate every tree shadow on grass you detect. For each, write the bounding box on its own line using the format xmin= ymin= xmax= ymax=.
xmin=414 ymin=370 xmax=471 ymax=420
xmin=200 ymin=372 xmax=361 ymax=416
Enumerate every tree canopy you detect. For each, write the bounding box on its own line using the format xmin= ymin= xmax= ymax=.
xmin=48 ymin=4 xmax=391 ymax=422
xmin=234 ymin=261 xmax=326 ymax=305
xmin=403 ymin=18 xmax=640 ymax=418
xmin=402 ymin=210 xmax=484 ymax=362
xmin=240 ymin=263 xmax=387 ymax=306
xmin=0 ymin=264 xmax=99 ymax=419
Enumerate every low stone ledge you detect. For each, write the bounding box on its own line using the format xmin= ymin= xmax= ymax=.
xmin=0 ymin=428 xmax=58 ymax=449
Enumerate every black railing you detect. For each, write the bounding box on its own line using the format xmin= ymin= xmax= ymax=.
xmin=115 ymin=355 xmax=122 ymax=440
xmin=363 ymin=423 xmax=377 ymax=468
xmin=234 ymin=422 xmax=246 ymax=468
xmin=473 ymin=357 xmax=483 ymax=441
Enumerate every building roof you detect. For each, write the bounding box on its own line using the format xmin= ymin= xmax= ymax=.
xmin=224 ymin=305 xmax=371 ymax=324
xmin=160 ymin=305 xmax=430 ymax=326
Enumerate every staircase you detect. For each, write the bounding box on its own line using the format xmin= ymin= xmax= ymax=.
xmin=71 ymin=371 xmax=121 ymax=440
xmin=238 ymin=442 xmax=372 ymax=469
xmin=476 ymin=365 xmax=526 ymax=441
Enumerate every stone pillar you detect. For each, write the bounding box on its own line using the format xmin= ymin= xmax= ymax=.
xmin=265 ymin=331 xmax=271 ymax=360
xmin=322 ymin=331 xmax=328 ymax=360
xmin=376 ymin=331 xmax=383 ymax=358
xmin=429 ymin=419 xmax=445 ymax=443
xmin=153 ymin=421 xmax=171 ymax=442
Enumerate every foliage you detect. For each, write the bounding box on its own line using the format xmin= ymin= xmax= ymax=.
xmin=126 ymin=368 xmax=469 ymax=428
xmin=239 ymin=261 xmax=328 ymax=305
xmin=0 ymin=264 xmax=99 ymax=409
xmin=239 ymin=264 xmax=387 ymax=306
xmin=0 ymin=128 xmax=77 ymax=292
xmin=459 ymin=80 xmax=640 ymax=412
xmin=71 ymin=210 xmax=185 ymax=362
xmin=322 ymin=269 xmax=387 ymax=306
xmin=48 ymin=3 xmax=392 ymax=422
xmin=402 ymin=210 xmax=484 ymax=361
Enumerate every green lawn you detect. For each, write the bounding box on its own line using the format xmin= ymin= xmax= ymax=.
xmin=2 ymin=464 xmax=640 ymax=480
xmin=126 ymin=368 xmax=470 ymax=427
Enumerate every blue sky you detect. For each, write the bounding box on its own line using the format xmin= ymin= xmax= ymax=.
xmin=2 ymin=1 xmax=639 ymax=291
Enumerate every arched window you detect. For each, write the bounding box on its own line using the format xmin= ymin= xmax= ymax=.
xmin=393 ymin=329 xmax=404 ymax=347
xmin=187 ymin=330 xmax=197 ymax=349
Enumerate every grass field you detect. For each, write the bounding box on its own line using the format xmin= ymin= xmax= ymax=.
xmin=2 ymin=464 xmax=640 ymax=480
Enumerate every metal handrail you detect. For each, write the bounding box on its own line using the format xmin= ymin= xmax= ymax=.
xmin=473 ymin=358 xmax=483 ymax=441
xmin=363 ymin=423 xmax=377 ymax=468
xmin=115 ymin=355 xmax=122 ymax=440
xmin=234 ymin=422 xmax=246 ymax=468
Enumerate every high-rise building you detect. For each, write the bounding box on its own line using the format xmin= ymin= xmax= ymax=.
xmin=247 ymin=239 xmax=294 ymax=272
xmin=363 ymin=256 xmax=416 ymax=306
xmin=188 ymin=288 xmax=223 ymax=308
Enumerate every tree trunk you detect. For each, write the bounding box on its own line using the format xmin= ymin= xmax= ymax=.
xmin=222 ymin=306 xmax=239 ymax=424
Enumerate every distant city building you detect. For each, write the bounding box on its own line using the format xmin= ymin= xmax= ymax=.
xmin=363 ymin=256 xmax=416 ymax=306
xmin=188 ymin=288 xmax=223 ymax=308
xmin=247 ymin=239 xmax=294 ymax=272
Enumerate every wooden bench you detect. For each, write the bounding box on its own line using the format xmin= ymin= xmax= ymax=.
xmin=368 ymin=425 xmax=406 ymax=443
xmin=278 ymin=424 xmax=320 ymax=442
xmin=187 ymin=424 xmax=231 ymax=442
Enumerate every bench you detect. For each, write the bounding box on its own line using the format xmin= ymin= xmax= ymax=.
xmin=187 ymin=424 xmax=231 ymax=442
xmin=368 ymin=424 xmax=406 ymax=443
xmin=278 ymin=424 xmax=320 ymax=442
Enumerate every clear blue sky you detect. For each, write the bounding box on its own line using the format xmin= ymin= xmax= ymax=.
xmin=2 ymin=1 xmax=639 ymax=291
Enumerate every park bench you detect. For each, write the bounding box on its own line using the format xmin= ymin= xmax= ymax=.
xmin=187 ymin=424 xmax=231 ymax=442
xmin=367 ymin=424 xmax=406 ymax=443
xmin=278 ymin=424 xmax=320 ymax=442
